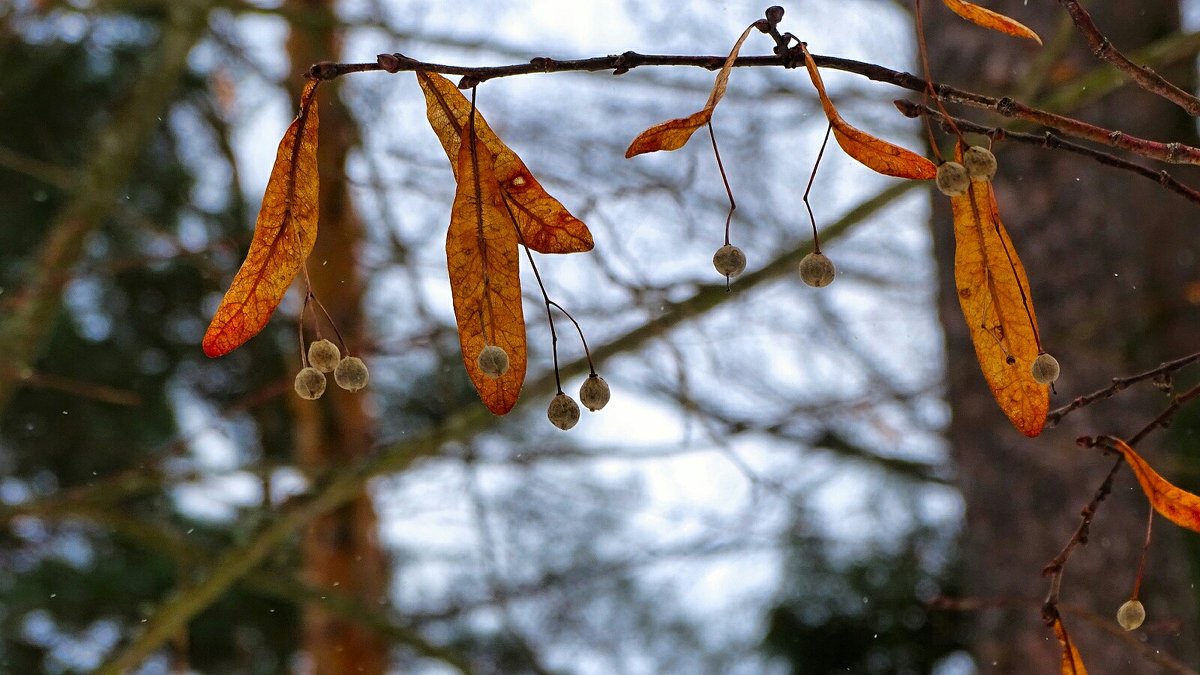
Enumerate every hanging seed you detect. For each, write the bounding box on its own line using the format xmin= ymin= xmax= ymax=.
xmin=936 ymin=161 xmax=970 ymax=197
xmin=334 ymin=356 xmax=370 ymax=392
xmin=798 ymin=251 xmax=836 ymax=287
xmin=963 ymin=145 xmax=998 ymax=182
xmin=579 ymin=375 xmax=611 ymax=412
xmin=307 ymin=339 xmax=341 ymax=373
xmin=294 ymin=367 xmax=327 ymax=400
xmin=1031 ymin=352 xmax=1060 ymax=385
xmin=547 ymin=392 xmax=581 ymax=430
xmin=477 ymin=345 xmax=510 ymax=378
xmin=1117 ymin=599 xmax=1146 ymax=631
xmin=713 ymin=244 xmax=747 ymax=278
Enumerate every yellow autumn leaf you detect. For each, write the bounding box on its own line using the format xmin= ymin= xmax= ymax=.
xmin=949 ymin=155 xmax=1047 ymax=436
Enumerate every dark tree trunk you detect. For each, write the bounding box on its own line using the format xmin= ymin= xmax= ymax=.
xmin=927 ymin=1 xmax=1200 ymax=671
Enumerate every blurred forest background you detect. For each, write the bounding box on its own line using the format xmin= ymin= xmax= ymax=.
xmin=2 ymin=0 xmax=1200 ymax=673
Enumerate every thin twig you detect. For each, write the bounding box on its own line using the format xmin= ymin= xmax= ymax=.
xmin=1056 ymin=0 xmax=1200 ymax=116
xmin=896 ymin=100 xmax=1200 ymax=207
xmin=1044 ymin=383 xmax=1200 ymax=619
xmin=314 ymin=47 xmax=1200 ymax=168
xmin=1042 ymin=457 xmax=1123 ymax=582
xmin=1047 ymin=350 xmax=1200 ymax=425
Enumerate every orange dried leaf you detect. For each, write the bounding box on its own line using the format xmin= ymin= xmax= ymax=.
xmin=447 ymin=134 xmax=528 ymax=415
xmin=799 ymin=44 xmax=937 ymax=180
xmin=203 ymin=80 xmax=320 ymax=358
xmin=942 ymin=0 xmax=1043 ymax=44
xmin=950 ymin=167 xmax=1047 ymax=436
xmin=1051 ymin=615 xmax=1089 ymax=675
xmin=1110 ymin=438 xmax=1200 ymax=533
xmin=417 ymin=71 xmax=592 ymax=255
xmin=624 ymin=23 xmax=756 ymax=157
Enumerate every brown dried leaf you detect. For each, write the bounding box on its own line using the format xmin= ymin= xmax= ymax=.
xmin=624 ymin=23 xmax=757 ymax=157
xmin=417 ymin=71 xmax=592 ymax=254
xmin=203 ymin=80 xmax=320 ymax=357
xmin=799 ymin=44 xmax=937 ymax=179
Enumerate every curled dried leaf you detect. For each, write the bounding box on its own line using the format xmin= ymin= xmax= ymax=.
xmin=203 ymin=81 xmax=320 ymax=357
xmin=950 ymin=154 xmax=1047 ymax=436
xmin=624 ymin=23 xmax=757 ymax=157
xmin=417 ymin=71 xmax=593 ymax=254
xmin=942 ymin=0 xmax=1043 ymax=45
xmin=1109 ymin=438 xmax=1200 ymax=533
xmin=799 ymin=44 xmax=937 ymax=180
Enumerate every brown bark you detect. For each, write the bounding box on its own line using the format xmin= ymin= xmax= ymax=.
xmin=928 ymin=1 xmax=1200 ymax=672
xmin=286 ymin=2 xmax=389 ymax=672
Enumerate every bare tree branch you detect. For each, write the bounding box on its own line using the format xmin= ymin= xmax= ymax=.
xmin=95 ymin=180 xmax=920 ymax=674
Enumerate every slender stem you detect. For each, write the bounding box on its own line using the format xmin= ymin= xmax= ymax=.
xmin=547 ymin=300 xmax=596 ymax=376
xmin=977 ymin=167 xmax=1043 ymax=352
xmin=803 ymin=124 xmax=832 ymax=252
xmin=506 ymin=202 xmax=565 ymax=393
xmin=1131 ymin=504 xmax=1154 ymax=599
xmin=913 ymin=0 xmax=960 ymax=157
xmin=707 ymin=122 xmax=736 ymax=246
xmin=298 ymin=291 xmax=312 ymax=366
xmin=467 ymin=85 xmax=498 ymax=347
xmin=308 ymin=291 xmax=349 ymax=354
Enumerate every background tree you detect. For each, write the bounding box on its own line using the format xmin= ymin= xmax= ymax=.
xmin=928 ymin=1 xmax=1200 ymax=671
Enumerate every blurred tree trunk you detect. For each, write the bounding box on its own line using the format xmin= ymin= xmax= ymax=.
xmin=928 ymin=1 xmax=1200 ymax=671
xmin=286 ymin=2 xmax=389 ymax=672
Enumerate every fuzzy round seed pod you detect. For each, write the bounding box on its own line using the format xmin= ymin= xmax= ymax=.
xmin=963 ymin=145 xmax=998 ymax=182
xmin=579 ymin=375 xmax=611 ymax=412
xmin=1031 ymin=352 xmax=1060 ymax=385
xmin=798 ymin=252 xmax=836 ymax=288
xmin=1117 ymin=599 xmax=1146 ymax=631
xmin=307 ymin=339 xmax=341 ymax=373
xmin=334 ymin=356 xmax=370 ymax=392
xmin=294 ymin=367 xmax=327 ymax=400
xmin=935 ymin=161 xmax=970 ymax=197
xmin=713 ymin=244 xmax=747 ymax=278
xmin=477 ymin=345 xmax=510 ymax=378
xmin=547 ymin=392 xmax=581 ymax=430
